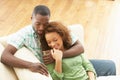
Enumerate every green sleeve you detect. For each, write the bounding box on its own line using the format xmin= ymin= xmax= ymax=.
xmin=80 ymin=54 xmax=97 ymax=76
xmin=47 ymin=64 xmax=64 ymax=80
xmin=50 ymin=69 xmax=64 ymax=80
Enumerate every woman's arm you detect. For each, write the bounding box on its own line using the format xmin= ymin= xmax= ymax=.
xmin=87 ymin=71 xmax=96 ymax=80
xmin=48 ymin=49 xmax=63 ymax=80
xmin=81 ymin=54 xmax=96 ymax=80
xmin=51 ymin=49 xmax=63 ymax=73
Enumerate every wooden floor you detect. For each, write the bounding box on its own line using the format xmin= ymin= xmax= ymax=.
xmin=0 ymin=0 xmax=120 ymax=75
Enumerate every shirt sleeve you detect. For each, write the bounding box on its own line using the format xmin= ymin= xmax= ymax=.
xmin=7 ymin=29 xmax=26 ymax=49
xmin=50 ymin=69 xmax=64 ymax=80
xmin=80 ymin=54 xmax=97 ymax=75
xmin=47 ymin=64 xmax=64 ymax=80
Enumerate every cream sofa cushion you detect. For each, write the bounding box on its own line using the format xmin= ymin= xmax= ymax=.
xmin=0 ymin=36 xmax=8 ymax=47
xmin=68 ymin=24 xmax=84 ymax=45
xmin=0 ymin=43 xmax=18 ymax=80
xmin=97 ymin=76 xmax=120 ymax=80
xmin=14 ymin=47 xmax=52 ymax=80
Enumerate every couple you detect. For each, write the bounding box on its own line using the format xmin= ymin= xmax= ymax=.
xmin=1 ymin=5 xmax=115 ymax=80
xmin=40 ymin=21 xmax=96 ymax=80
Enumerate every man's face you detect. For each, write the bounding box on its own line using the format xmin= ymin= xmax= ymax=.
xmin=31 ymin=14 xmax=49 ymax=35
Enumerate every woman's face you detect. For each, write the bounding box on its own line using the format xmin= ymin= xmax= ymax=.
xmin=45 ymin=32 xmax=64 ymax=50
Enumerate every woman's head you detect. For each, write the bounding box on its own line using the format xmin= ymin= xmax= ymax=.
xmin=42 ymin=22 xmax=72 ymax=50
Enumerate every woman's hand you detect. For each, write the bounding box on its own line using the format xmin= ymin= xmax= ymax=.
xmin=51 ymin=49 xmax=63 ymax=73
xmin=87 ymin=71 xmax=96 ymax=80
xmin=51 ymin=48 xmax=63 ymax=61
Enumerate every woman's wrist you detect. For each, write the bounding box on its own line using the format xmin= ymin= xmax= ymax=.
xmin=55 ymin=58 xmax=62 ymax=73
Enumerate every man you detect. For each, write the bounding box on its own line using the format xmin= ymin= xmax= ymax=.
xmin=1 ymin=5 xmax=84 ymax=76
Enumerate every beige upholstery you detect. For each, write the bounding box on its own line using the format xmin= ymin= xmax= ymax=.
xmin=0 ymin=43 xmax=18 ymax=80
xmin=0 ymin=43 xmax=52 ymax=80
xmin=97 ymin=76 xmax=120 ymax=80
xmin=14 ymin=47 xmax=52 ymax=80
xmin=0 ymin=36 xmax=8 ymax=47
xmin=68 ymin=24 xmax=84 ymax=45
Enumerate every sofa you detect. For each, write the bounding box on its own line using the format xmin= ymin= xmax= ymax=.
xmin=0 ymin=24 xmax=117 ymax=80
xmin=0 ymin=39 xmax=53 ymax=80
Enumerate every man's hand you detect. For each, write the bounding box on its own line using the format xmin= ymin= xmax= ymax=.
xmin=28 ymin=63 xmax=48 ymax=76
xmin=43 ymin=51 xmax=55 ymax=64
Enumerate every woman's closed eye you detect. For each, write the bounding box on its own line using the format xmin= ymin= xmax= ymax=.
xmin=47 ymin=39 xmax=57 ymax=45
xmin=53 ymin=39 xmax=58 ymax=42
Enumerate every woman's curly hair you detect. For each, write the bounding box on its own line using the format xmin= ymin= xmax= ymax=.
xmin=40 ymin=21 xmax=72 ymax=51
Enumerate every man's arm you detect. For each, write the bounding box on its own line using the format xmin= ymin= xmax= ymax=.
xmin=1 ymin=44 xmax=31 ymax=68
xmin=43 ymin=40 xmax=84 ymax=64
xmin=63 ymin=40 xmax=84 ymax=58
xmin=1 ymin=44 xmax=48 ymax=76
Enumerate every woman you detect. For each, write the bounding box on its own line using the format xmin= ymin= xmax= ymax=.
xmin=40 ymin=22 xmax=96 ymax=80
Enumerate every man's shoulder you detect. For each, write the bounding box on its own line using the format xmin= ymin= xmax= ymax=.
xmin=20 ymin=24 xmax=32 ymax=30
xmin=9 ymin=24 xmax=34 ymax=38
xmin=17 ymin=24 xmax=34 ymax=33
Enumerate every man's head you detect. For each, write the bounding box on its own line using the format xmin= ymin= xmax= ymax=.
xmin=31 ymin=5 xmax=50 ymax=35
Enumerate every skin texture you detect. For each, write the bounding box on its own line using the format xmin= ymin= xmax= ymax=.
xmin=45 ymin=32 xmax=64 ymax=50
xmin=31 ymin=14 xmax=49 ymax=36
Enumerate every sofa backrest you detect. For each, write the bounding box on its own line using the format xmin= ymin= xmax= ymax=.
xmin=0 ymin=36 xmax=8 ymax=47
xmin=68 ymin=24 xmax=84 ymax=46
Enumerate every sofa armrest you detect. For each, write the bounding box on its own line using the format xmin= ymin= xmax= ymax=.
xmin=0 ymin=36 xmax=9 ymax=47
xmin=0 ymin=43 xmax=18 ymax=80
xmin=14 ymin=47 xmax=53 ymax=80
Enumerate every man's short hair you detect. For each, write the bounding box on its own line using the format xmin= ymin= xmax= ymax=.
xmin=32 ymin=5 xmax=50 ymax=16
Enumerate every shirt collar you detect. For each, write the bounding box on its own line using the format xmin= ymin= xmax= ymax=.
xmin=31 ymin=25 xmax=38 ymax=38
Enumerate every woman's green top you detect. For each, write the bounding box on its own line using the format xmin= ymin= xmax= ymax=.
xmin=46 ymin=54 xmax=96 ymax=80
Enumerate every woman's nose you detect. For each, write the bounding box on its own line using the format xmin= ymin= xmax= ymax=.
xmin=51 ymin=42 xmax=55 ymax=48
